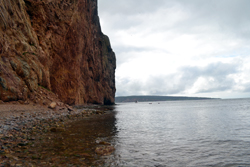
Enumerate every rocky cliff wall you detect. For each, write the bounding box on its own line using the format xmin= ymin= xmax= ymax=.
xmin=0 ymin=0 xmax=116 ymax=105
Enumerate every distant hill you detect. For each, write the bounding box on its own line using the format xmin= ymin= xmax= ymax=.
xmin=115 ymin=95 xmax=219 ymax=103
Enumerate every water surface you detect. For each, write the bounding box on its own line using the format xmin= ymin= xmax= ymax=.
xmin=27 ymin=99 xmax=250 ymax=166
xmin=106 ymin=99 xmax=250 ymax=167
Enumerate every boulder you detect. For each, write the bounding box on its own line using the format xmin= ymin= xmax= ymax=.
xmin=48 ymin=102 xmax=57 ymax=109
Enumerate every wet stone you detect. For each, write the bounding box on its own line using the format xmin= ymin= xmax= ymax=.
xmin=3 ymin=125 xmax=10 ymax=130
xmin=13 ymin=127 xmax=21 ymax=131
xmin=17 ymin=143 xmax=28 ymax=146
xmin=95 ymin=146 xmax=115 ymax=156
xmin=50 ymin=127 xmax=65 ymax=132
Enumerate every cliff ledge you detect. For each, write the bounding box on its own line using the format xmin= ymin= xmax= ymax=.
xmin=0 ymin=0 xmax=116 ymax=105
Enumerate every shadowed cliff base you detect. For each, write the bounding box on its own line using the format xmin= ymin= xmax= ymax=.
xmin=0 ymin=0 xmax=116 ymax=105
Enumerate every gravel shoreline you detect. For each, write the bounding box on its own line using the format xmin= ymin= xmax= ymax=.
xmin=0 ymin=104 xmax=100 ymax=134
xmin=0 ymin=103 xmax=114 ymax=166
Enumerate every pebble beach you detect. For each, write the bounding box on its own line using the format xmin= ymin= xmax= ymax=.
xmin=0 ymin=102 xmax=115 ymax=167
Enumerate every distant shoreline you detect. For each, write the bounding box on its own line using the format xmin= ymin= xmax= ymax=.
xmin=115 ymin=95 xmax=220 ymax=103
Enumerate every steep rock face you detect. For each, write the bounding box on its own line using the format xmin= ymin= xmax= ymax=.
xmin=0 ymin=0 xmax=116 ymax=105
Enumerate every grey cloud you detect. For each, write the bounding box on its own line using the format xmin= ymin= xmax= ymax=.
xmin=116 ymin=61 xmax=242 ymax=96
xmin=115 ymin=46 xmax=166 ymax=66
xmin=164 ymin=0 xmax=250 ymax=39
xmin=168 ymin=62 xmax=240 ymax=94
xmin=99 ymin=1 xmax=250 ymax=97
xmin=99 ymin=0 xmax=173 ymax=30
xmin=241 ymin=84 xmax=250 ymax=93
xmin=99 ymin=0 xmax=167 ymax=16
xmin=115 ymin=78 xmax=146 ymax=96
xmin=180 ymin=62 xmax=240 ymax=79
xmin=100 ymin=0 xmax=250 ymax=39
xmin=236 ymin=81 xmax=250 ymax=93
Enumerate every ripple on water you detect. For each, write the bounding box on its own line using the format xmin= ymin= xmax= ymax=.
xmin=107 ymin=100 xmax=250 ymax=166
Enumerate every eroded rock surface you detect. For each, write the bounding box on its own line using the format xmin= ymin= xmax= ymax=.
xmin=0 ymin=0 xmax=116 ymax=105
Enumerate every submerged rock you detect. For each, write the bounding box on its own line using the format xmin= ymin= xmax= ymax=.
xmin=99 ymin=141 xmax=111 ymax=145
xmin=95 ymin=146 xmax=115 ymax=156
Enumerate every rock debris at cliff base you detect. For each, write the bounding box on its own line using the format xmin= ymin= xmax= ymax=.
xmin=0 ymin=0 xmax=116 ymax=105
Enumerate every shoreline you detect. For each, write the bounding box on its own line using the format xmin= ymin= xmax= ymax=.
xmin=0 ymin=103 xmax=115 ymax=166
xmin=0 ymin=102 xmax=114 ymax=134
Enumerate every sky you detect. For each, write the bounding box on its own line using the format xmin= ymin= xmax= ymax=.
xmin=98 ymin=0 xmax=250 ymax=99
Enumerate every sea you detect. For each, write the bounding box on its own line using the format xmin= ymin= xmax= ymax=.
xmin=97 ymin=98 xmax=250 ymax=167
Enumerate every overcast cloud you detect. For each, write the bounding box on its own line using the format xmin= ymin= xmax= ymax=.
xmin=99 ymin=0 xmax=250 ymax=98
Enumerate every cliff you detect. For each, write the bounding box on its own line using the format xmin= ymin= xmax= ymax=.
xmin=0 ymin=0 xmax=116 ymax=105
